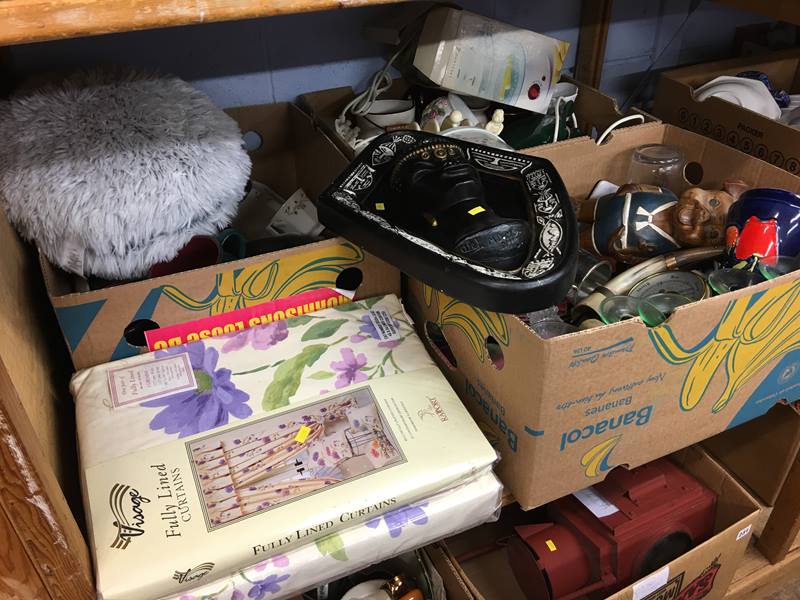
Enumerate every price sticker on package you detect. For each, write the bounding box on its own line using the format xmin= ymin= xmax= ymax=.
xmin=368 ymin=309 xmax=401 ymax=342
xmin=573 ymin=486 xmax=619 ymax=518
xmin=294 ymin=425 xmax=312 ymax=444
xmin=107 ymin=353 xmax=197 ymax=408
xmin=632 ymin=566 xmax=669 ymax=600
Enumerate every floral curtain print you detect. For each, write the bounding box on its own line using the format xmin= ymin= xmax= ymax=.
xmin=141 ymin=295 xmax=427 ymax=440
xmin=365 ymin=502 xmax=429 ymax=538
xmin=175 ymin=502 xmax=431 ymax=599
xmin=165 ymin=472 xmax=502 ymax=600
xmin=314 ymin=501 xmax=429 ymax=563
xmin=142 ymin=344 xmax=252 ymax=438
xmin=178 ymin=554 xmax=292 ymax=600
xmin=188 ymin=388 xmax=402 ymax=528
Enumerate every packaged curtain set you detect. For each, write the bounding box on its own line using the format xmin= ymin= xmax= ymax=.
xmin=71 ymin=295 xmax=498 ymax=599
xmin=162 ymin=471 xmax=502 ymax=600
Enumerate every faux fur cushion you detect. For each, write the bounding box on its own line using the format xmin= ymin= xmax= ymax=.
xmin=0 ymin=68 xmax=251 ymax=279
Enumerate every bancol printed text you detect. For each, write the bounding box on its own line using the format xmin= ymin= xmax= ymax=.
xmin=465 ymin=378 xmax=519 ymax=452
xmin=560 ymin=405 xmax=653 ymax=449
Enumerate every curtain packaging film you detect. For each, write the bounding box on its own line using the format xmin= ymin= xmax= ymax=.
xmin=71 ymin=295 xmax=498 ymax=599
xmin=161 ymin=471 xmax=502 ymax=600
xmin=72 ymin=294 xmax=435 ymax=468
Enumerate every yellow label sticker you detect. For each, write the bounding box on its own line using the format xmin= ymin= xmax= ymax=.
xmin=468 ymin=206 xmax=486 ymax=216
xmin=545 ymin=539 xmax=557 ymax=552
xmin=375 ymin=202 xmax=385 ymax=211
xmin=294 ymin=425 xmax=312 ymax=444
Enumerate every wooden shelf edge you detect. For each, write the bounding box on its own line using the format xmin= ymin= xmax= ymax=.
xmin=0 ymin=0 xmax=409 ymax=46
xmin=725 ymin=533 xmax=800 ymax=599
xmin=711 ymin=0 xmax=800 ymax=27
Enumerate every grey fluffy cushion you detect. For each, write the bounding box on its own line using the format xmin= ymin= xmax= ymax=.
xmin=0 ymin=69 xmax=251 ymax=279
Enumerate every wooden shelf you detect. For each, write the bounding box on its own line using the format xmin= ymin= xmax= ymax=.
xmin=711 ymin=0 xmax=800 ymax=26
xmin=0 ymin=0 xmax=409 ymax=46
xmin=725 ymin=532 xmax=800 ymax=599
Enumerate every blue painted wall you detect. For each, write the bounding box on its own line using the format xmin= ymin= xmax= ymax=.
xmin=9 ymin=0 xmax=766 ymax=108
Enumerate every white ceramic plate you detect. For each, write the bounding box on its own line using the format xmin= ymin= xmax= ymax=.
xmin=440 ymin=127 xmax=514 ymax=150
xmin=693 ymin=76 xmax=781 ymax=120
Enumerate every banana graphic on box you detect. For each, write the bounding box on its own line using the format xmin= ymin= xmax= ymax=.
xmin=650 ymin=279 xmax=800 ymax=413
xmin=581 ymin=435 xmax=622 ymax=478
xmin=423 ymin=285 xmax=509 ymax=363
xmin=162 ymin=243 xmax=365 ymax=316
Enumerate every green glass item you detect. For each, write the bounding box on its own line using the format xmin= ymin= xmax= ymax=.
xmin=501 ymin=98 xmax=580 ymax=150
xmin=757 ymin=255 xmax=800 ymax=280
xmin=599 ymin=296 xmax=637 ymax=324
xmin=599 ymin=294 xmax=680 ymax=327
xmin=643 ymin=293 xmax=692 ymax=326
xmin=708 ymin=268 xmax=765 ymax=294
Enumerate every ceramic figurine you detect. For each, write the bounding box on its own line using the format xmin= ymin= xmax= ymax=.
xmin=726 ymin=188 xmax=800 ymax=264
xmin=442 ymin=110 xmax=464 ymax=131
xmin=578 ymin=183 xmax=681 ymax=263
xmin=485 ymin=109 xmax=505 ymax=135
xmin=673 ymin=180 xmax=747 ymax=247
xmin=422 ymin=118 xmax=440 ymax=133
xmin=420 ymin=96 xmax=452 ymax=131
xmin=578 ymin=181 xmax=746 ymax=264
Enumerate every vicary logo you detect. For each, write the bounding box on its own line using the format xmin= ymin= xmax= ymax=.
xmin=173 ymin=562 xmax=215 ymax=585
xmin=109 ymin=483 xmax=150 ymax=550
xmin=419 ymin=396 xmax=448 ymax=422
xmin=560 ymin=405 xmax=653 ymax=452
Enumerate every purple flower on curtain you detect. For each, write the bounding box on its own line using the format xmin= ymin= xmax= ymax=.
xmin=247 ymin=573 xmax=290 ymax=599
xmin=222 ymin=321 xmax=289 ymax=353
xmin=330 ymin=348 xmax=368 ymax=388
xmin=350 ymin=315 xmax=401 ymax=348
xmin=230 ymin=591 xmax=245 ymax=600
xmin=253 ymin=555 xmax=289 ymax=572
xmin=143 ymin=343 xmax=251 ymax=437
xmin=365 ymin=502 xmax=429 ymax=538
xmin=271 ymin=554 xmax=289 ymax=568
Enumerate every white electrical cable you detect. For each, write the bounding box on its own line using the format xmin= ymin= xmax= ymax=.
xmin=595 ymin=114 xmax=646 ymax=146
xmin=552 ymin=96 xmax=563 ymax=143
xmin=335 ymin=43 xmax=410 ymax=147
